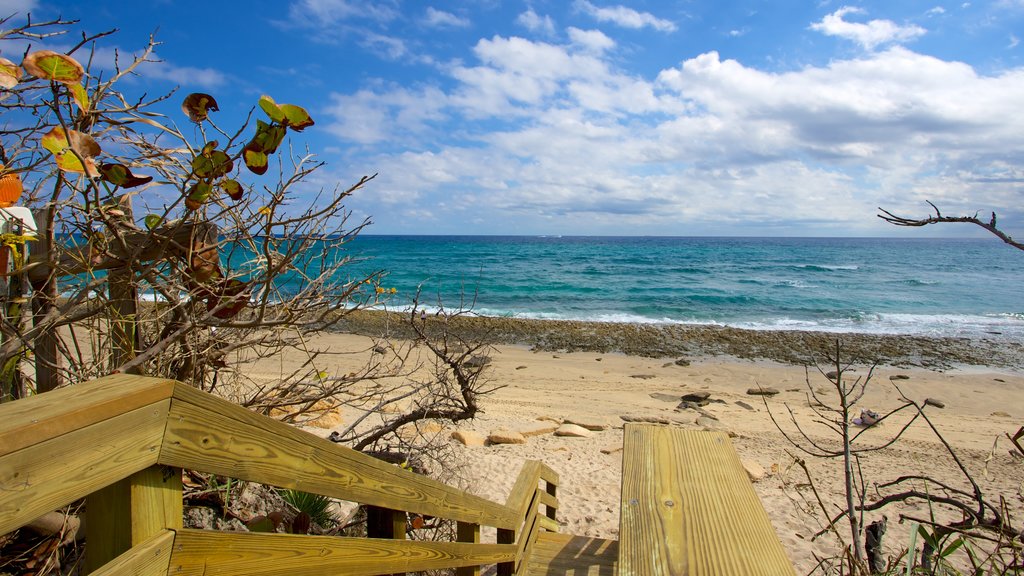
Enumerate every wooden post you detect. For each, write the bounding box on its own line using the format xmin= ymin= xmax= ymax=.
xmin=0 ymin=212 xmax=29 ymax=401
xmin=108 ymin=197 xmax=139 ymax=374
xmin=365 ymin=506 xmax=406 ymax=576
xmin=30 ymin=207 xmax=59 ymax=393
xmin=456 ymin=522 xmax=481 ymax=576
xmin=496 ymin=528 xmax=515 ymax=576
xmin=83 ymin=465 xmax=182 ymax=574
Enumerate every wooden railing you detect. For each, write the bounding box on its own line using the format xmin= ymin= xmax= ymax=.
xmin=0 ymin=375 xmax=559 ymax=575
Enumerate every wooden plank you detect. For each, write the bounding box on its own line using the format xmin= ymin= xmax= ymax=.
xmin=0 ymin=399 xmax=169 ymax=535
xmin=497 ymin=528 xmax=516 ymax=576
xmin=536 ymin=462 xmax=559 ymax=486
xmin=160 ymin=384 xmax=518 ymax=529
xmin=456 ymin=522 xmax=481 ymax=576
xmin=514 ymin=490 xmax=541 ymax=574
xmin=537 ymin=515 xmax=559 ymax=533
xmin=538 ymin=490 xmax=557 ymax=519
xmin=505 ymin=461 xmax=542 ymax=522
xmin=131 ymin=465 xmax=183 ymax=542
xmin=167 ymin=529 xmax=515 ymax=576
xmin=618 ymin=424 xmax=796 ymax=576
xmin=84 ymin=478 xmax=131 ymax=574
xmin=89 ymin=529 xmax=175 ymax=576
xmin=0 ymin=374 xmax=176 ymax=457
xmin=30 ymin=206 xmax=60 ymax=393
xmin=523 ymin=532 xmax=618 ymax=576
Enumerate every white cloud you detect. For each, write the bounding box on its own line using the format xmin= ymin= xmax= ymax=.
xmin=288 ymin=0 xmax=398 ymax=25
xmin=147 ymin=65 xmax=226 ymax=89
xmin=325 ymin=84 xmax=447 ymax=144
xmin=360 ymin=32 xmax=408 ymax=60
xmin=1010 ymin=34 xmax=1021 ymax=48
xmin=424 ymin=7 xmax=469 ymax=28
xmin=516 ymin=8 xmax=555 ymax=36
xmin=328 ymin=34 xmax=1024 ymax=234
xmin=925 ymin=6 xmax=946 ymax=16
xmin=568 ymin=27 xmax=615 ymax=53
xmin=811 ymin=7 xmax=926 ymax=50
xmin=574 ymin=0 xmax=677 ymax=33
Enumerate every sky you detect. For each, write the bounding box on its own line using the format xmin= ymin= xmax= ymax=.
xmin=4 ymin=0 xmax=1024 ymax=237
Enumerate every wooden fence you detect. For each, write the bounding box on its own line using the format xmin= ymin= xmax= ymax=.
xmin=0 ymin=374 xmax=559 ymax=575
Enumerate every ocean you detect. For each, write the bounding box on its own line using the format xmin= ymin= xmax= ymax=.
xmin=338 ymin=236 xmax=1024 ymax=341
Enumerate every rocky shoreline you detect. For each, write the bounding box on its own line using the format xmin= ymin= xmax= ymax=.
xmin=334 ymin=309 xmax=1024 ymax=371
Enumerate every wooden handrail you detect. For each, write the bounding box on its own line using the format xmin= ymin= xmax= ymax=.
xmin=0 ymin=375 xmax=559 ymax=576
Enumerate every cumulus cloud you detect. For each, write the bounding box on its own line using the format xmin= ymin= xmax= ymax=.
xmin=327 ymin=33 xmax=1024 ymax=234
xmin=811 ymin=7 xmax=926 ymax=50
xmin=423 ymin=7 xmax=469 ymax=28
xmin=568 ymin=27 xmax=615 ymax=53
xmin=516 ymin=8 xmax=556 ymax=36
xmin=574 ymin=0 xmax=677 ymax=32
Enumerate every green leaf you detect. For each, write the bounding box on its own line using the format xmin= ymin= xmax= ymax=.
xmin=242 ymin=144 xmax=268 ymax=175
xmin=219 ymin=178 xmax=244 ymax=201
xmin=279 ymin=103 xmax=314 ymax=131
xmin=22 ymin=50 xmax=84 ymax=83
xmin=182 ymin=93 xmax=219 ymax=123
xmin=68 ymin=83 xmax=89 ymax=111
xmin=258 ymin=95 xmax=285 ymax=123
xmin=99 ymin=162 xmax=152 ymax=188
xmin=191 ymin=149 xmax=233 ymax=179
xmin=0 ymin=57 xmax=21 ymax=89
xmin=185 ymin=181 xmax=212 ymax=210
xmin=250 ymin=120 xmax=286 ymax=154
xmin=144 ymin=214 xmax=163 ymax=230
xmin=940 ymin=537 xmax=965 ymax=558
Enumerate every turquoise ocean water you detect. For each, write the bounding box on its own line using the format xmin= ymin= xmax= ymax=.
xmin=335 ymin=236 xmax=1024 ymax=341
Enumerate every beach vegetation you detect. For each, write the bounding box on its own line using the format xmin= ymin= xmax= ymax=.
xmin=766 ymin=341 xmax=1022 ymax=575
xmin=0 ymin=15 xmax=503 ymax=572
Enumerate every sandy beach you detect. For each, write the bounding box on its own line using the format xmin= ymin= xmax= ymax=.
xmin=247 ymin=317 xmax=1024 ymax=574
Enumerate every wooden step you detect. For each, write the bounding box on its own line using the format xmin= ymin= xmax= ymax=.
xmin=523 ymin=532 xmax=618 ymax=575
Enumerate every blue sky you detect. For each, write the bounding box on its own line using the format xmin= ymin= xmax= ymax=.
xmin=6 ymin=1 xmax=1024 ymax=237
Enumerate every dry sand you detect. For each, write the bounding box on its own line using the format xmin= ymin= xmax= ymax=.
xmin=249 ymin=328 xmax=1024 ymax=574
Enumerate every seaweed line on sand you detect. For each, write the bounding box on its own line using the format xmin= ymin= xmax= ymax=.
xmin=335 ymin=309 xmax=1024 ymax=371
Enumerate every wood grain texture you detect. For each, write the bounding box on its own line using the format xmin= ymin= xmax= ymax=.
xmin=160 ymin=384 xmax=517 ymax=529
xmin=168 ymin=529 xmax=516 ymax=576
xmin=524 ymin=532 xmax=618 ymax=576
xmin=88 ymin=529 xmax=175 ymax=576
xmin=618 ymin=424 xmax=796 ymax=576
xmin=130 ymin=466 xmax=183 ymax=542
xmin=0 ymin=374 xmax=175 ymax=457
xmin=514 ymin=491 xmax=541 ymax=574
xmin=506 ymin=461 xmax=542 ymax=522
xmin=0 ymin=400 xmax=168 ymax=535
xmin=84 ymin=477 xmax=131 ymax=574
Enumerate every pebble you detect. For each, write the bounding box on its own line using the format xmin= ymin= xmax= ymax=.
xmin=746 ymin=387 xmax=780 ymax=396
xmin=741 ymin=460 xmax=766 ymax=482
xmin=451 ymin=430 xmax=486 ymax=447
xmin=924 ymin=398 xmax=945 ymax=409
xmin=488 ymin=429 xmax=526 ymax=445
